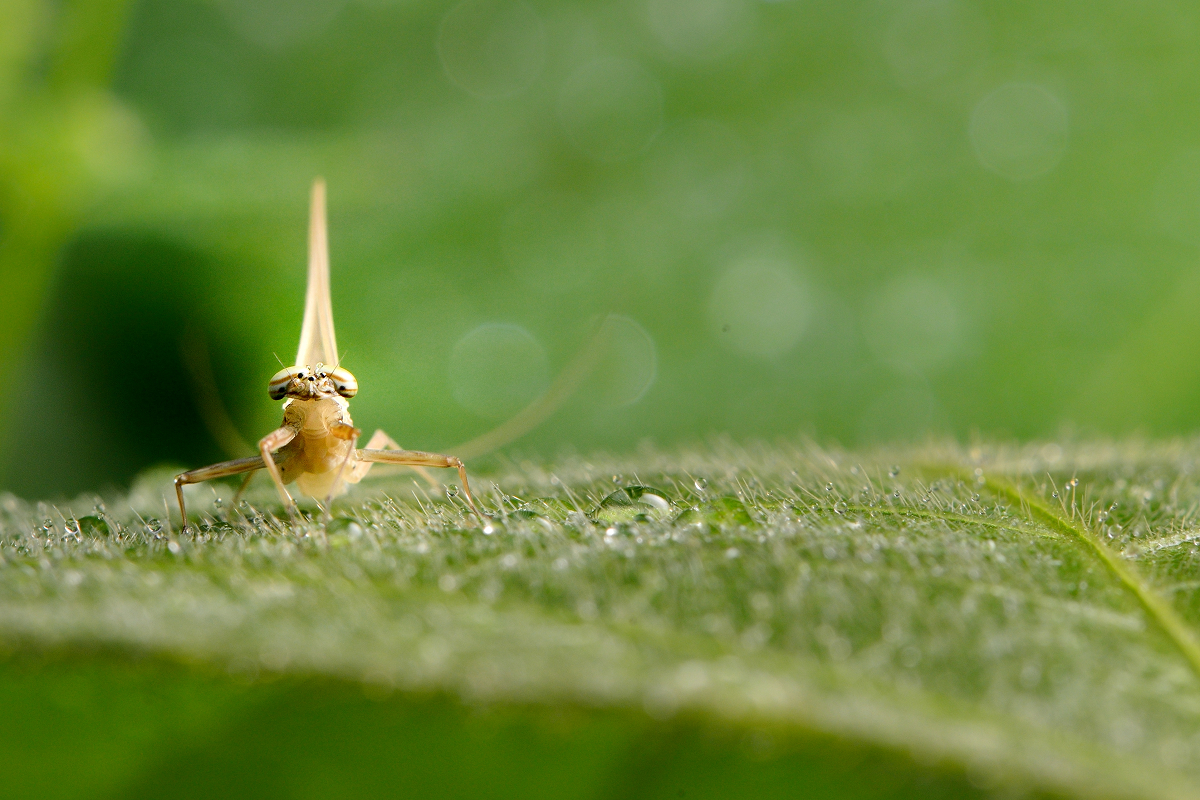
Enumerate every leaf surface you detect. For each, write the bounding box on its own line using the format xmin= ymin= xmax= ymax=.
xmin=6 ymin=441 xmax=1200 ymax=798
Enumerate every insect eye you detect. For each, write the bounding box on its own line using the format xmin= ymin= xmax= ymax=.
xmin=268 ymin=367 xmax=300 ymax=400
xmin=330 ymin=367 xmax=358 ymax=398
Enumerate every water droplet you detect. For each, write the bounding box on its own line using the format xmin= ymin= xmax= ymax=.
xmin=605 ymin=527 xmax=618 ymax=537
xmin=971 ymin=493 xmax=981 ymax=502
xmin=76 ymin=516 xmax=110 ymax=538
xmin=94 ymin=502 xmax=106 ymax=513
xmin=888 ymin=466 xmax=900 ymax=477
xmin=483 ymin=524 xmax=496 ymax=535
xmin=446 ymin=486 xmax=459 ymax=499
xmin=694 ymin=478 xmax=708 ymax=491
xmin=1051 ymin=492 xmax=1058 ymax=499
xmin=613 ymin=475 xmax=624 ymax=485
xmin=825 ymin=483 xmax=834 ymax=492
xmin=42 ymin=519 xmax=53 ymax=531
xmin=1066 ymin=478 xmax=1079 ymax=489
xmin=833 ymin=501 xmax=848 ymax=514
xmin=893 ymin=491 xmax=900 ymax=499
xmin=213 ymin=498 xmax=223 ymax=508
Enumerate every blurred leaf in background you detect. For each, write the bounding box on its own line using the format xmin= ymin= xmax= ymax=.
xmin=4 ymin=0 xmax=1200 ymax=499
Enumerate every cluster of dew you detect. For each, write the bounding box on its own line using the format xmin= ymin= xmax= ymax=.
xmin=6 ymin=443 xmax=1200 ymax=775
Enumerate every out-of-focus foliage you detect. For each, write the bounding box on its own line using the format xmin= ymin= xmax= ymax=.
xmin=3 ymin=0 xmax=1200 ymax=498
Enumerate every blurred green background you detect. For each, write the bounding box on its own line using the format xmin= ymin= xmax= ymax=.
xmin=3 ymin=0 xmax=1200 ymax=499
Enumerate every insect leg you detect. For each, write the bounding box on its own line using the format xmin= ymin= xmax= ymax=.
xmin=347 ymin=429 xmax=439 ymax=487
xmin=174 ymin=456 xmax=265 ymax=527
xmin=356 ymin=447 xmax=482 ymax=518
xmin=325 ymin=421 xmax=362 ymax=509
xmin=231 ymin=470 xmax=257 ymax=505
xmin=259 ymin=426 xmax=299 ymax=516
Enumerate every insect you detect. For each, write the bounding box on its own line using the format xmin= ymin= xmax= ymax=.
xmin=173 ymin=179 xmax=482 ymax=526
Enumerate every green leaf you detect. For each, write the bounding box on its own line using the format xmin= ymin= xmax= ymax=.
xmin=8 ymin=441 xmax=1200 ymax=799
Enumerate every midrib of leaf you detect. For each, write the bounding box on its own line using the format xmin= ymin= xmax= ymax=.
xmin=985 ymin=476 xmax=1200 ymax=678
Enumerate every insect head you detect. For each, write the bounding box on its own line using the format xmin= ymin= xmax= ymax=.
xmin=268 ymin=363 xmax=358 ymax=400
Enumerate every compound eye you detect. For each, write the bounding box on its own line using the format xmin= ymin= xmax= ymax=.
xmin=329 ymin=367 xmax=358 ymax=398
xmin=268 ymin=367 xmax=301 ymax=400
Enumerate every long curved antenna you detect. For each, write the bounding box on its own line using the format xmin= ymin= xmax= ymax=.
xmin=295 ymin=178 xmax=339 ymax=368
xmin=181 ymin=323 xmax=254 ymax=458
xmin=451 ymin=314 xmax=614 ymax=459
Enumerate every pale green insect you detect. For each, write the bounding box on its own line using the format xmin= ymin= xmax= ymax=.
xmin=174 ymin=180 xmax=481 ymax=525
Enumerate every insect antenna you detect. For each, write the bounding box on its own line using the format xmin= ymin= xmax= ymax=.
xmin=450 ymin=313 xmax=616 ymax=459
xmin=181 ymin=323 xmax=255 ymax=458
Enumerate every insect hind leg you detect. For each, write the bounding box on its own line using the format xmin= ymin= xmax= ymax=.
xmin=356 ymin=444 xmax=482 ymax=518
xmin=174 ymin=456 xmax=265 ymax=527
xmin=347 ymin=429 xmax=439 ymax=488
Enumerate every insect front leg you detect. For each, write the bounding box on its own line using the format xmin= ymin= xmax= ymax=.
xmin=259 ymin=426 xmax=299 ymax=516
xmin=174 ymin=456 xmax=265 ymax=527
xmin=356 ymin=446 xmax=483 ymax=518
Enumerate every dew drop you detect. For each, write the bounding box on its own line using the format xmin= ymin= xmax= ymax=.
xmin=694 ymin=478 xmax=708 ymax=491
xmin=825 ymin=483 xmax=834 ymax=492
xmin=446 ymin=486 xmax=460 ymax=499
xmin=1051 ymin=492 xmax=1058 ymax=499
xmin=888 ymin=466 xmax=900 ymax=477
xmin=833 ymin=501 xmax=848 ymax=514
